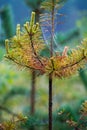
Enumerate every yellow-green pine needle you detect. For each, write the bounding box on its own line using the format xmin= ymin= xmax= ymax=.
xmin=30 ymin=12 xmax=35 ymax=27
xmin=16 ymin=24 xmax=20 ymax=40
xmin=5 ymin=39 xmax=9 ymax=54
xmin=33 ymin=23 xmax=39 ymax=33
xmin=29 ymin=12 xmax=35 ymax=33
xmin=26 ymin=22 xmax=29 ymax=28
xmin=24 ymin=23 xmax=28 ymax=32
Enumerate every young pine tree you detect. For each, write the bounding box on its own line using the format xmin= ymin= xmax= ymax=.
xmin=5 ymin=1 xmax=87 ymax=130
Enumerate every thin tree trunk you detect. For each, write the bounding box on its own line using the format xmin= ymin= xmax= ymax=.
xmin=48 ymin=0 xmax=54 ymax=130
xmin=30 ymin=70 xmax=36 ymax=130
xmin=30 ymin=70 xmax=36 ymax=115
xmin=30 ymin=9 xmax=40 ymax=130
xmin=49 ymin=74 xmax=53 ymax=130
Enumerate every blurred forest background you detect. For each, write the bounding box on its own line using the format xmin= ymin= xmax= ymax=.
xmin=0 ymin=0 xmax=87 ymax=130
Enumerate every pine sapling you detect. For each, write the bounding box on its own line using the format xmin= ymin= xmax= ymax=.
xmin=4 ymin=2 xmax=87 ymax=130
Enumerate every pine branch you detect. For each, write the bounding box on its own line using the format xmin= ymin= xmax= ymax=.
xmin=66 ymin=100 xmax=87 ymax=130
xmin=5 ymin=56 xmax=36 ymax=70
xmin=0 ymin=115 xmax=27 ymax=130
xmin=29 ymin=33 xmax=44 ymax=67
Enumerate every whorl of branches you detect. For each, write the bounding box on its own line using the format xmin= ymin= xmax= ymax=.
xmin=4 ymin=11 xmax=87 ymax=78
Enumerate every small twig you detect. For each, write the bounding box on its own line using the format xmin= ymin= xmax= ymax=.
xmin=25 ymin=26 xmax=44 ymax=67
xmin=54 ymin=55 xmax=86 ymax=72
xmin=62 ymin=56 xmax=85 ymax=70
xmin=30 ymin=35 xmax=44 ymax=67
xmin=5 ymin=56 xmax=36 ymax=70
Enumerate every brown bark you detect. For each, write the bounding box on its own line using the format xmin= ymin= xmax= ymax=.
xmin=30 ymin=70 xmax=36 ymax=115
xmin=49 ymin=74 xmax=53 ymax=130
